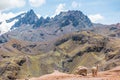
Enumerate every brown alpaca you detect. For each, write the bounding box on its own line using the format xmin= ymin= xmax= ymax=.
xmin=75 ymin=66 xmax=88 ymax=76
xmin=92 ymin=64 xmax=99 ymax=77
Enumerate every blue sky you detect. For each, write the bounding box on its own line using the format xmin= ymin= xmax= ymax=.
xmin=0 ymin=0 xmax=120 ymax=24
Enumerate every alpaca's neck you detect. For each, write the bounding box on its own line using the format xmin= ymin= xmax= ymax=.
xmin=96 ymin=65 xmax=98 ymax=71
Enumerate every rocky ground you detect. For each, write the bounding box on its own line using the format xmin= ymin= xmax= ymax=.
xmin=25 ymin=66 xmax=120 ymax=80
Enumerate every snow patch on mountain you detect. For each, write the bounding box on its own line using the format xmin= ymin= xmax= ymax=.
xmin=0 ymin=19 xmax=18 ymax=34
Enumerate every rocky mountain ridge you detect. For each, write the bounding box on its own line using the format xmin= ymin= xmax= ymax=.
xmin=0 ymin=9 xmax=93 ymax=43
xmin=11 ymin=9 xmax=38 ymax=29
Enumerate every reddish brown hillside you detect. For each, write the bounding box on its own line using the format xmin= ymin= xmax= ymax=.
xmin=29 ymin=66 xmax=120 ymax=80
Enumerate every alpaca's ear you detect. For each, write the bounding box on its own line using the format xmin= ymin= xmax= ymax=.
xmin=96 ymin=64 xmax=100 ymax=66
xmin=98 ymin=64 xmax=101 ymax=66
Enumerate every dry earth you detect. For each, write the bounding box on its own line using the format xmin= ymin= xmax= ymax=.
xmin=21 ymin=66 xmax=120 ymax=80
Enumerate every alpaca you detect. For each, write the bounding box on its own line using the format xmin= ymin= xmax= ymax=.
xmin=75 ymin=66 xmax=88 ymax=76
xmin=91 ymin=64 xmax=99 ymax=77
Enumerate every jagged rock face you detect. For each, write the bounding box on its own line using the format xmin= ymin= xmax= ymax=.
xmin=11 ymin=9 xmax=38 ymax=29
xmin=0 ymin=10 xmax=93 ymax=43
xmin=53 ymin=10 xmax=92 ymax=28
xmin=3 ymin=10 xmax=92 ymax=33
xmin=34 ymin=17 xmax=51 ymax=28
xmin=34 ymin=10 xmax=92 ymax=28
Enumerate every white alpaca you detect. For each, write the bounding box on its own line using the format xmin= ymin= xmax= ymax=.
xmin=75 ymin=66 xmax=88 ymax=76
xmin=92 ymin=64 xmax=99 ymax=77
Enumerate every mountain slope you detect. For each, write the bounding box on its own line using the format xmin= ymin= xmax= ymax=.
xmin=1 ymin=30 xmax=120 ymax=79
xmin=0 ymin=10 xmax=93 ymax=43
xmin=92 ymin=23 xmax=120 ymax=37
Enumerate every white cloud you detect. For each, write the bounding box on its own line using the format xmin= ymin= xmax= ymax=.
xmin=53 ymin=3 xmax=66 ymax=16
xmin=0 ymin=11 xmax=25 ymax=21
xmin=0 ymin=11 xmax=25 ymax=34
xmin=88 ymin=14 xmax=104 ymax=22
xmin=72 ymin=1 xmax=81 ymax=8
xmin=0 ymin=12 xmax=16 ymax=21
xmin=0 ymin=0 xmax=26 ymax=10
xmin=29 ymin=0 xmax=46 ymax=7
xmin=0 ymin=20 xmax=18 ymax=34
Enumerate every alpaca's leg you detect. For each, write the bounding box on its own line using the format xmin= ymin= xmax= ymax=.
xmin=95 ymin=71 xmax=96 ymax=77
xmin=94 ymin=70 xmax=96 ymax=77
xmin=86 ymin=70 xmax=87 ymax=76
xmin=92 ymin=70 xmax=95 ymax=77
xmin=84 ymin=70 xmax=86 ymax=76
xmin=84 ymin=71 xmax=87 ymax=76
xmin=96 ymin=70 xmax=98 ymax=76
xmin=95 ymin=70 xmax=97 ymax=77
xmin=92 ymin=70 xmax=94 ymax=77
xmin=94 ymin=71 xmax=95 ymax=77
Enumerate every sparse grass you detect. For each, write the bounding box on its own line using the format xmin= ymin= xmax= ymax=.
xmin=1 ymin=30 xmax=120 ymax=79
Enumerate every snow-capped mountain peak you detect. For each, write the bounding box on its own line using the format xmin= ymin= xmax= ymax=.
xmin=0 ymin=9 xmax=38 ymax=35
